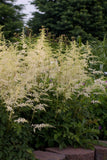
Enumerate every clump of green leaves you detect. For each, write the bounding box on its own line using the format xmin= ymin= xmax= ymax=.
xmin=0 ymin=99 xmax=36 ymax=160
xmin=90 ymin=36 xmax=107 ymax=72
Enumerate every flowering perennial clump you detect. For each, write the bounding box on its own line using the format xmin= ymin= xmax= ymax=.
xmin=0 ymin=28 xmax=106 ymax=131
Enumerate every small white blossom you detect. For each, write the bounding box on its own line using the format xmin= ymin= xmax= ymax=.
xmin=6 ymin=106 xmax=13 ymax=112
xmin=35 ymin=103 xmax=46 ymax=111
xmin=23 ymin=44 xmax=27 ymax=49
xmin=91 ymin=100 xmax=101 ymax=104
xmin=14 ymin=118 xmax=28 ymax=123
xmin=21 ymin=50 xmax=26 ymax=54
xmin=83 ymin=92 xmax=90 ymax=97
xmin=32 ymin=123 xmax=53 ymax=132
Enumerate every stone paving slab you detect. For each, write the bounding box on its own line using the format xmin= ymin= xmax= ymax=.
xmin=95 ymin=145 xmax=107 ymax=160
xmin=33 ymin=141 xmax=107 ymax=160
xmin=33 ymin=150 xmax=66 ymax=160
xmin=46 ymin=147 xmax=94 ymax=160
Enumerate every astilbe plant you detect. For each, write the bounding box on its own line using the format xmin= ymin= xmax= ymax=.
xmin=0 ymin=28 xmax=53 ymax=128
xmin=51 ymin=37 xmax=106 ymax=101
xmin=0 ymin=27 xmax=107 ymax=152
xmin=41 ymin=36 xmax=107 ymax=149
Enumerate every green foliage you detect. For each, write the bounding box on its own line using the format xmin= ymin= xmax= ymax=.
xmin=0 ymin=0 xmax=24 ymax=39
xmin=31 ymin=80 xmax=105 ymax=149
xmin=0 ymin=99 xmax=36 ymax=160
xmin=28 ymin=0 xmax=107 ymax=41
xmin=90 ymin=37 xmax=107 ymax=72
xmin=88 ymin=86 xmax=107 ymax=140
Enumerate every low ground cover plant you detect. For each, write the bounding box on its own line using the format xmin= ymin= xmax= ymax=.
xmin=0 ymin=28 xmax=107 ymax=159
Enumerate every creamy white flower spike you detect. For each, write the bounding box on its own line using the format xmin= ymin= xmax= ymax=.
xmin=14 ymin=118 xmax=28 ymax=123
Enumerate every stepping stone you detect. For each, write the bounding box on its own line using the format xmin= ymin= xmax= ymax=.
xmin=46 ymin=147 xmax=94 ymax=160
xmin=95 ymin=145 xmax=107 ymax=160
xmin=33 ymin=150 xmax=66 ymax=160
